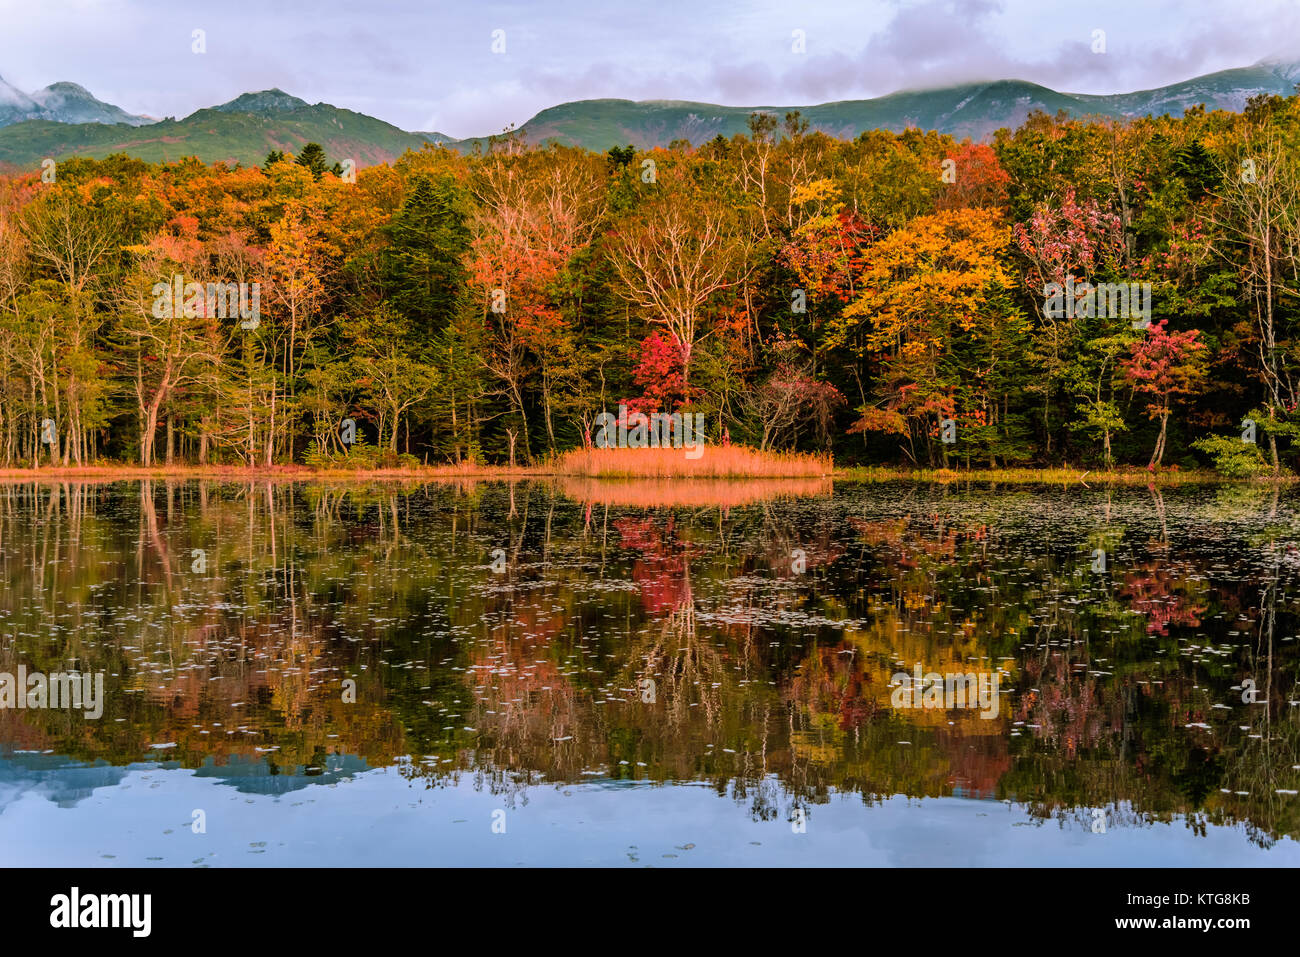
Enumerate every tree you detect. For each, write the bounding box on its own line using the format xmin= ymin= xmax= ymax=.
xmin=1122 ymin=319 xmax=1208 ymax=468
xmin=264 ymin=201 xmax=331 ymax=464
xmin=609 ymin=157 xmax=752 ymax=391
xmin=115 ymin=240 xmax=224 ymax=466
xmin=742 ymin=334 xmax=844 ymax=450
xmin=935 ymin=142 xmax=1012 ymax=211
xmin=828 ymin=207 xmax=1023 ymax=466
xmin=1207 ymin=123 xmax=1300 ymax=473
xmin=20 ymin=184 xmax=122 ymax=463
xmin=469 ymin=145 xmax=605 ymax=458
xmin=1013 ymin=187 xmax=1129 ymax=454
xmin=381 ymin=173 xmax=471 ymax=337
xmin=296 ymin=143 xmax=329 ymax=180
xmin=629 ymin=330 xmax=688 ymax=413
xmin=344 ymin=306 xmax=439 ymax=452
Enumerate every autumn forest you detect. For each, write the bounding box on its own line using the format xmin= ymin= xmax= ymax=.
xmin=1 ymin=95 xmax=1299 ymax=475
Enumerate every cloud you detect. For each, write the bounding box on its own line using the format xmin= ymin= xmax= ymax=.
xmin=0 ymin=0 xmax=1295 ymax=137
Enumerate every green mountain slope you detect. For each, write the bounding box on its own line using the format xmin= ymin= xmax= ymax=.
xmin=0 ymin=96 xmax=428 ymax=171
xmin=3 ymin=58 xmax=1298 ymax=170
xmin=411 ymin=81 xmax=1100 ymax=154
xmin=1072 ymin=58 xmax=1300 ymax=116
xmin=417 ymin=59 xmax=1300 ymax=153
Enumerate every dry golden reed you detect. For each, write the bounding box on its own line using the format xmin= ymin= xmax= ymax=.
xmin=554 ymin=445 xmax=831 ymax=478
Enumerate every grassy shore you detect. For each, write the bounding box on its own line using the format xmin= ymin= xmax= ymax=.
xmin=0 ymin=462 xmax=545 ymax=481
xmin=834 ymin=465 xmax=1270 ymax=484
xmin=0 ymin=446 xmax=833 ymax=480
xmin=0 ymin=456 xmax=1280 ymax=484
xmin=559 ymin=475 xmax=833 ymax=506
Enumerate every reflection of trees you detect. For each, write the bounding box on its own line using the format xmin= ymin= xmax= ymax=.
xmin=1215 ymin=539 xmax=1300 ymax=846
xmin=615 ymin=516 xmax=691 ymax=615
xmin=1018 ymin=651 xmax=1107 ymax=759
xmin=0 ymin=480 xmax=418 ymax=769
xmin=641 ymin=604 xmax=726 ymax=730
xmin=3 ymin=479 xmax=1300 ymax=844
xmin=1119 ymin=561 xmax=1208 ymax=635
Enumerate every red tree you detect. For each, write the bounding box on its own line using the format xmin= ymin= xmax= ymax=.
xmin=1121 ymin=320 xmax=1208 ymax=468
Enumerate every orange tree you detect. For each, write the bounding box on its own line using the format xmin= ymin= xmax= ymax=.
xmin=827 ymin=207 xmax=1030 ymax=466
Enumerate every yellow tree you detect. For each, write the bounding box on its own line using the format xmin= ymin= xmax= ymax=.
xmin=828 ymin=207 xmax=1018 ymax=465
xmin=20 ymin=184 xmax=119 ymax=464
xmin=264 ymin=201 xmax=331 ymax=465
xmin=117 ymin=236 xmax=225 ymax=466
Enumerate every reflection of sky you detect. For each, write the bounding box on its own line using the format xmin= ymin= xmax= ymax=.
xmin=190 ymin=754 xmax=372 ymax=795
xmin=1 ymin=757 xmax=1296 ymax=867
xmin=0 ymin=753 xmax=130 ymax=809
xmin=0 ymin=752 xmax=370 ymax=807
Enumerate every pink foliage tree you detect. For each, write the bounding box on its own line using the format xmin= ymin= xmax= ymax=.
xmin=1121 ymin=320 xmax=1208 ymax=468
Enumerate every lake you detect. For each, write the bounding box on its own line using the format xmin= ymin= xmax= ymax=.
xmin=1 ymin=478 xmax=1298 ymax=866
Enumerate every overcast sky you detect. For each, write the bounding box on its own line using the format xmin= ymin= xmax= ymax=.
xmin=1 ymin=0 xmax=1298 ymax=138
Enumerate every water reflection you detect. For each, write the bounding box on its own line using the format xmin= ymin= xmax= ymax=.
xmin=1 ymin=478 xmax=1299 ymax=864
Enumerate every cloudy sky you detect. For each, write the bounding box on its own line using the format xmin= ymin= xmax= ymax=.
xmin=1 ymin=0 xmax=1298 ymax=138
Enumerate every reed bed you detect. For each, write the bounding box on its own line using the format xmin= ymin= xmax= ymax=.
xmin=553 ymin=445 xmax=831 ymax=478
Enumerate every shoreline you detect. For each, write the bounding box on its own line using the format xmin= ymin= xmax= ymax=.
xmin=0 ymin=464 xmax=1285 ymax=484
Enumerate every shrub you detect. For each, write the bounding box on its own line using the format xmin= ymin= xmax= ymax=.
xmin=1191 ymin=434 xmax=1270 ymax=478
xmin=302 ymin=437 xmax=418 ymax=470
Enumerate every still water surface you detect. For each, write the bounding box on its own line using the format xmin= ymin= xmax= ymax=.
xmin=1 ymin=478 xmax=1298 ymax=866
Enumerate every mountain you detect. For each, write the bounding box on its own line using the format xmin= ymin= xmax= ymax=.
xmin=1072 ymin=57 xmax=1300 ymax=117
xmin=0 ymin=74 xmax=42 ymax=127
xmin=0 ymin=74 xmax=152 ymax=128
xmin=0 ymin=93 xmax=429 ymax=170
xmin=211 ymin=89 xmax=309 ymax=114
xmin=1 ymin=57 xmax=1298 ymax=170
xmin=27 ymin=82 xmax=154 ymax=126
xmin=423 ymin=57 xmax=1300 ymax=152
xmin=433 ymin=79 xmax=1093 ymax=152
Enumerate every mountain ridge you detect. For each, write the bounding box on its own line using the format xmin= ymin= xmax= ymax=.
xmin=1 ymin=57 xmax=1298 ymax=170
xmin=0 ymin=74 xmax=153 ymax=128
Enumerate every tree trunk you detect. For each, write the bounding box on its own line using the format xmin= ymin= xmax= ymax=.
xmin=1149 ymin=411 xmax=1169 ymax=469
xmin=141 ymin=401 xmax=161 ymax=467
xmin=265 ymin=384 xmax=276 ymax=467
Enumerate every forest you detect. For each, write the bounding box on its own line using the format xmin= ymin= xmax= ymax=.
xmin=0 ymin=94 xmax=1298 ymax=474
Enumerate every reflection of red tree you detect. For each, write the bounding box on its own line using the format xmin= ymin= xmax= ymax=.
xmin=936 ymin=729 xmax=1011 ymax=798
xmin=469 ymin=630 xmax=574 ymax=744
xmin=1018 ymin=655 xmax=1107 ymax=759
xmin=616 ymin=517 xmax=691 ymax=615
xmin=461 ymin=585 xmax=583 ymax=753
xmin=1120 ymin=563 xmax=1206 ymax=635
xmin=849 ymin=516 xmax=981 ymax=571
xmin=785 ymin=643 xmax=877 ymax=731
